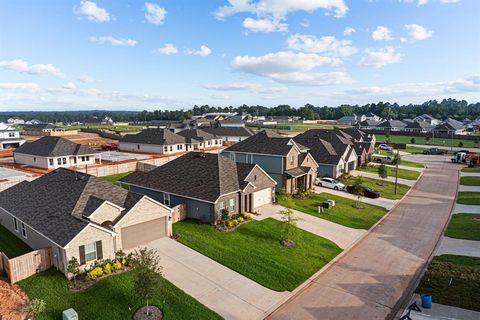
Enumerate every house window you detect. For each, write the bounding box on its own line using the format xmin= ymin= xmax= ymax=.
xmin=170 ymin=146 xmax=173 ymax=151
xmin=229 ymin=198 xmax=235 ymax=211
xmin=230 ymin=153 xmax=236 ymax=161
xmin=13 ymin=217 xmax=18 ymax=231
xmin=73 ymin=157 xmax=77 ymax=164
xmin=62 ymin=158 xmax=67 ymax=164
xmin=164 ymin=193 xmax=170 ymax=206
xmin=21 ymin=222 xmax=27 ymax=238
xmin=219 ymin=201 xmax=225 ymax=211
xmin=86 ymin=156 xmax=90 ymax=161
xmin=137 ymin=144 xmax=140 ymax=150
xmin=9 ymin=132 xmax=14 ymax=137
xmin=33 ymin=157 xmax=36 ymax=162
xmin=49 ymin=159 xmax=54 ymax=166
xmin=84 ymin=242 xmax=97 ymax=262
xmin=208 ymin=141 xmax=211 ymax=146
xmin=164 ymin=146 xmax=168 ymax=152
xmin=254 ymin=175 xmax=257 ymax=181
xmin=57 ymin=158 xmax=62 ymax=165
xmin=290 ymin=156 xmax=294 ymax=165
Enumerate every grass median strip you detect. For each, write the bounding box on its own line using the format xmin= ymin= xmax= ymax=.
xmin=340 ymin=176 xmax=410 ymax=200
xmin=0 ymin=224 xmax=32 ymax=258
xmin=358 ymin=165 xmax=420 ymax=180
xmin=173 ymin=218 xmax=342 ymax=292
xmin=19 ymin=269 xmax=222 ymax=320
xmin=460 ymin=176 xmax=480 ymax=186
xmin=457 ymin=192 xmax=480 ymax=205
xmin=445 ymin=214 xmax=480 ymax=241
xmin=277 ymin=193 xmax=387 ymax=229
xmin=416 ymin=254 xmax=480 ymax=312
xmin=462 ymin=167 xmax=480 ymax=173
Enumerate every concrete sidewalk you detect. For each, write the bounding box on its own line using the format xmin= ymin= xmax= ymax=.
xmin=453 ymin=203 xmax=480 ymax=214
xmin=458 ymin=185 xmax=480 ymax=192
xmin=256 ymin=203 xmax=366 ymax=249
xmin=350 ymin=169 xmax=416 ymax=186
xmin=401 ymin=294 xmax=480 ymax=320
xmin=460 ymin=172 xmax=480 ymax=177
xmin=314 ymin=186 xmax=398 ymax=210
xmin=149 ymin=238 xmax=288 ymax=320
xmin=436 ymin=236 xmax=480 ymax=258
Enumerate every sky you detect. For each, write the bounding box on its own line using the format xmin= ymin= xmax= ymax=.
xmin=0 ymin=0 xmax=479 ymax=111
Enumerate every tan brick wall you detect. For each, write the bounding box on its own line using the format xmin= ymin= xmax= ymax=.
xmin=284 ymin=148 xmax=299 ymax=170
xmin=244 ymin=166 xmax=276 ymax=190
xmin=89 ymin=203 xmax=122 ymax=225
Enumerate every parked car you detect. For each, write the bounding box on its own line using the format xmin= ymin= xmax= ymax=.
xmin=451 ymin=152 xmax=466 ymax=163
xmin=316 ymin=177 xmax=345 ymax=190
xmin=346 ymin=185 xmax=381 ymax=199
xmin=453 ymin=150 xmax=471 ymax=155
xmin=423 ymin=147 xmax=448 ymax=155
xmin=378 ymin=144 xmax=393 ymax=151
xmin=372 ymin=154 xmax=396 ymax=164
xmin=101 ymin=143 xmax=119 ymax=151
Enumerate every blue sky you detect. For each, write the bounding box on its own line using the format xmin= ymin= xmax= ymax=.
xmin=0 ymin=0 xmax=479 ymax=111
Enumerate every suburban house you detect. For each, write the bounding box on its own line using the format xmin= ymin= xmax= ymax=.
xmin=355 ymin=120 xmax=382 ymax=130
xmin=120 ymin=152 xmax=277 ymax=224
xmin=364 ymin=113 xmax=381 ymax=122
xmin=337 ymin=114 xmax=364 ymax=125
xmin=7 ymin=118 xmax=25 ymax=125
xmin=14 ymin=136 xmax=98 ymax=169
xmin=0 ymin=168 xmax=173 ymax=275
xmin=177 ymin=129 xmax=223 ymax=149
xmin=22 ymin=123 xmax=69 ymax=136
xmin=403 ymin=121 xmax=435 ymax=133
xmin=218 ymin=116 xmax=246 ymax=128
xmin=201 ymin=127 xmax=254 ymax=143
xmin=0 ymin=123 xmax=26 ymax=150
xmin=221 ymin=131 xmax=318 ymax=194
xmin=413 ymin=114 xmax=441 ymax=126
xmin=335 ymin=129 xmax=375 ymax=166
xmin=433 ymin=118 xmax=466 ymax=135
xmin=119 ymin=129 xmax=187 ymax=154
xmin=375 ymin=120 xmax=408 ymax=131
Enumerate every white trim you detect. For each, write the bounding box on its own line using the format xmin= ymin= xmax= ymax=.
xmin=114 ymin=195 xmax=172 ymax=227
xmin=241 ymin=182 xmax=256 ymax=192
xmin=86 ymin=200 xmax=125 ymax=220
xmin=213 ymin=190 xmax=239 ymax=204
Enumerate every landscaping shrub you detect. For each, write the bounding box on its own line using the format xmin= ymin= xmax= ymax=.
xmin=103 ymin=263 xmax=112 ymax=274
xmin=245 ymin=214 xmax=253 ymax=220
xmin=113 ymin=261 xmax=122 ymax=271
xmin=226 ymin=220 xmax=235 ymax=228
xmin=237 ymin=217 xmax=244 ymax=223
xmin=86 ymin=267 xmax=104 ymax=281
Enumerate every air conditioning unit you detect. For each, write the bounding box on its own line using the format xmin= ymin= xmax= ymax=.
xmin=63 ymin=308 xmax=78 ymax=320
xmin=326 ymin=199 xmax=336 ymax=207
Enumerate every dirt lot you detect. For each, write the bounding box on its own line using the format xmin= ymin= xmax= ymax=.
xmin=0 ymin=279 xmax=28 ymax=320
xmin=22 ymin=132 xmax=117 ymax=147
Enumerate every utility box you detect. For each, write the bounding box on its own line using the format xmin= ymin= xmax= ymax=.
xmin=63 ymin=308 xmax=78 ymax=320
xmin=322 ymin=201 xmax=332 ymax=209
xmin=326 ymin=199 xmax=336 ymax=207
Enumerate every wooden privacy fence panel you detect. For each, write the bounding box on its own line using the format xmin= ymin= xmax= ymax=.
xmin=0 ymin=248 xmax=52 ymax=283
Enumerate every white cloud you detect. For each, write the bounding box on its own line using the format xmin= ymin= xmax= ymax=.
xmin=203 ymin=82 xmax=288 ymax=94
xmin=215 ymin=0 xmax=349 ymax=19
xmin=62 ymin=82 xmax=77 ymax=90
xmin=0 ymin=59 xmax=64 ymax=78
xmin=404 ymin=24 xmax=433 ymax=40
xmin=418 ymin=0 xmax=429 ymax=5
xmin=242 ymin=17 xmax=288 ymax=33
xmin=343 ymin=27 xmax=355 ymax=36
xmin=193 ymin=45 xmax=212 ymax=57
xmin=76 ymin=1 xmax=110 ymax=23
xmin=78 ymin=74 xmax=95 ymax=83
xmin=209 ymin=93 xmax=230 ymax=100
xmin=440 ymin=0 xmax=461 ymax=4
xmin=89 ymin=36 xmax=137 ymax=46
xmin=287 ymin=34 xmax=358 ymax=57
xmin=0 ymin=82 xmax=41 ymax=92
xmin=372 ymin=26 xmax=393 ymax=41
xmin=157 ymin=43 xmax=178 ymax=55
xmin=145 ymin=2 xmax=167 ymax=25
xmin=359 ymin=46 xmax=402 ymax=68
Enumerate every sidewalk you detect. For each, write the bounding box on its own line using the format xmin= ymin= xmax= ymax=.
xmin=453 ymin=203 xmax=480 ymax=214
xmin=458 ymin=185 xmax=480 ymax=192
xmin=350 ymin=170 xmax=416 ymax=187
xmin=436 ymin=236 xmax=480 ymax=258
xmin=460 ymin=172 xmax=480 ymax=177
xmin=314 ymin=186 xmax=397 ymax=210
xmin=400 ymin=294 xmax=480 ymax=320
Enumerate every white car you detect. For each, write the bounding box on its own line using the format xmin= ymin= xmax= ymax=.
xmin=378 ymin=144 xmax=393 ymax=151
xmin=316 ymin=177 xmax=345 ymax=190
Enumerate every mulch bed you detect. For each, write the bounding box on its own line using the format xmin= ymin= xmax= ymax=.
xmin=0 ymin=278 xmax=28 ymax=320
xmin=133 ymin=306 xmax=163 ymax=320
xmin=68 ymin=267 xmax=130 ymax=292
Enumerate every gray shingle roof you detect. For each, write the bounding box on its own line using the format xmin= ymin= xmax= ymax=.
xmin=14 ymin=136 xmax=98 ymax=157
xmin=120 ymin=129 xmax=186 ymax=145
xmin=293 ymin=137 xmax=342 ymax=165
xmin=224 ymin=131 xmax=295 ymax=156
xmin=177 ymin=129 xmax=216 ymax=143
xmin=201 ymin=127 xmax=254 ymax=137
xmin=23 ymin=123 xmax=63 ymax=131
xmin=0 ymin=168 xmax=143 ymax=246
xmin=377 ymin=120 xmax=407 ymax=129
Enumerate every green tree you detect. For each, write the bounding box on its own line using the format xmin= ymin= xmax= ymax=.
xmin=426 ymin=136 xmax=431 ymax=143
xmin=24 ymin=298 xmax=46 ymax=320
xmin=410 ymin=137 xmax=416 ymax=144
xmin=279 ymin=196 xmax=299 ymax=244
xmin=458 ymin=141 xmax=464 ymax=148
xmin=131 ymin=247 xmax=163 ymax=316
xmin=351 ymin=176 xmax=364 ymax=209
xmin=378 ymin=164 xmax=388 ymax=186
xmin=67 ymin=257 xmax=80 ymax=285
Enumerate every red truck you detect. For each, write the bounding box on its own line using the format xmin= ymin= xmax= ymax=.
xmin=465 ymin=153 xmax=480 ymax=167
xmin=101 ymin=143 xmax=118 ymax=151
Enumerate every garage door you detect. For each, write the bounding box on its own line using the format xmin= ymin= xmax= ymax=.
xmin=121 ymin=218 xmax=167 ymax=250
xmin=253 ymin=188 xmax=272 ymax=209
xmin=347 ymin=161 xmax=356 ymax=172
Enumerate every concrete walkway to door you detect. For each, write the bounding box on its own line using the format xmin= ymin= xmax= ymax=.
xmin=148 ymin=238 xmax=289 ymax=320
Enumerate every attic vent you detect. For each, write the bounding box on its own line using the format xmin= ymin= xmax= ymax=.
xmin=195 ymin=153 xmax=206 ymax=158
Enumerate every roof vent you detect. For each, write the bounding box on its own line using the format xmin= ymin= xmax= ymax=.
xmin=195 ymin=153 xmax=206 ymax=158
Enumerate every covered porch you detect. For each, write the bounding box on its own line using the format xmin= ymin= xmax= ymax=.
xmin=284 ymin=167 xmax=314 ymax=195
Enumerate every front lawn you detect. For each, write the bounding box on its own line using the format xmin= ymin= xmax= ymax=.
xmin=376 ymin=134 xmax=478 ymax=148
xmin=405 ymin=146 xmax=426 ymax=154
xmin=462 ymin=167 xmax=480 ymax=173
xmin=398 ymin=159 xmax=424 ymax=168
xmin=339 ymin=176 xmax=410 ymax=200
xmin=101 ymin=171 xmax=133 ymax=185
xmin=0 ymin=224 xmax=32 ymax=258
xmin=173 ymin=218 xmax=342 ymax=292
xmin=358 ymin=165 xmax=420 ymax=180
xmin=445 ymin=214 xmax=480 ymax=241
xmin=460 ymin=176 xmax=480 ymax=186
xmin=18 ymin=269 xmax=222 ymax=320
xmin=277 ymin=193 xmax=387 ymax=229
xmin=415 ymin=255 xmax=480 ymax=311
xmin=457 ymin=192 xmax=480 ymax=205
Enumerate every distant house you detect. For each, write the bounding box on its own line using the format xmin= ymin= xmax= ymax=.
xmin=0 ymin=123 xmax=26 ymax=150
xmin=119 ymin=129 xmax=187 ymax=154
xmin=375 ymin=120 xmax=408 ymax=131
xmin=121 ymin=152 xmax=276 ymax=224
xmin=222 ymin=131 xmax=318 ymax=194
xmin=355 ymin=120 xmax=382 ymax=130
xmin=14 ymin=136 xmax=98 ymax=169
xmin=413 ymin=114 xmax=440 ymax=126
xmin=177 ymin=129 xmax=223 ymax=150
xmin=433 ymin=118 xmax=466 ymax=135
xmin=337 ymin=114 xmax=363 ymax=125
xmin=364 ymin=113 xmax=381 ymax=122
xmin=201 ymin=127 xmax=254 ymax=143
xmin=0 ymin=168 xmax=172 ymax=275
xmin=403 ymin=121 xmax=434 ymax=133
xmin=218 ymin=116 xmax=246 ymax=128
xmin=22 ymin=123 xmax=68 ymax=136
xmin=7 ymin=118 xmax=25 ymax=125
xmin=336 ymin=128 xmax=376 ymax=166
xmin=24 ymin=119 xmax=44 ymax=125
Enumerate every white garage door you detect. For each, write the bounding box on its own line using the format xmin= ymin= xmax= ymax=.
xmin=253 ymin=188 xmax=272 ymax=208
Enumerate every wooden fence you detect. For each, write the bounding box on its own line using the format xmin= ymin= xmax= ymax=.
xmin=0 ymin=248 xmax=52 ymax=283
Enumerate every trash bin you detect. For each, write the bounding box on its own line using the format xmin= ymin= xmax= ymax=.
xmin=421 ymin=293 xmax=432 ymax=309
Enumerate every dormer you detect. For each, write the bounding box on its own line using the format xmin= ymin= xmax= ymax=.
xmin=83 ymin=197 xmax=124 ymax=228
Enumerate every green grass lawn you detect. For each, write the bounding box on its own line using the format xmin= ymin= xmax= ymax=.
xmin=462 ymin=167 xmax=480 ymax=173
xmin=460 ymin=176 xmax=480 ymax=186
xmin=376 ymin=134 xmax=479 ymax=148
xmin=18 ymin=269 xmax=222 ymax=320
xmin=173 ymin=218 xmax=342 ymax=292
xmin=398 ymin=159 xmax=425 ymax=168
xmin=358 ymin=165 xmax=420 ymax=180
xmin=101 ymin=171 xmax=133 ymax=185
xmin=404 ymin=146 xmax=427 ymax=154
xmin=277 ymin=193 xmax=387 ymax=229
xmin=445 ymin=214 xmax=480 ymax=241
xmin=457 ymin=192 xmax=480 ymax=205
xmin=415 ymin=255 xmax=480 ymax=311
xmin=339 ymin=176 xmax=410 ymax=200
xmin=0 ymin=224 xmax=32 ymax=258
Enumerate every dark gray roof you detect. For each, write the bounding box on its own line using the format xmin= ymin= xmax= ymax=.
xmin=14 ymin=136 xmax=98 ymax=157
xmin=120 ymin=129 xmax=185 ymax=145
xmin=236 ymin=162 xmax=256 ymax=189
xmin=405 ymin=121 xmax=434 ymax=130
xmin=435 ymin=119 xmax=464 ymax=131
xmin=293 ymin=137 xmax=342 ymax=165
xmin=224 ymin=131 xmax=296 ymax=156
xmin=356 ymin=120 xmax=381 ymax=127
xmin=377 ymin=120 xmax=407 ymax=129
xmin=201 ymin=127 xmax=254 ymax=137
xmin=177 ymin=129 xmax=216 ymax=143
xmin=285 ymin=167 xmax=309 ymax=178
xmin=0 ymin=168 xmax=144 ymax=246
xmin=121 ymin=152 xmax=242 ymax=202
xmin=23 ymin=123 xmax=63 ymax=131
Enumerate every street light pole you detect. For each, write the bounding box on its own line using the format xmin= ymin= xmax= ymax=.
xmin=394 ymin=146 xmax=399 ymax=195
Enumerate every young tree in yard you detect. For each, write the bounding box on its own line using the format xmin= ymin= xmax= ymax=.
xmin=24 ymin=298 xmax=46 ymax=320
xmin=131 ymin=247 xmax=163 ymax=316
xmin=279 ymin=196 xmax=299 ymax=246
xmin=410 ymin=137 xmax=416 ymax=144
xmin=385 ymin=133 xmax=391 ymax=144
xmin=351 ymin=176 xmax=364 ymax=209
xmin=378 ymin=164 xmax=388 ymax=186
xmin=67 ymin=257 xmax=80 ymax=285
xmin=426 ymin=136 xmax=431 ymax=143
xmin=458 ymin=141 xmax=464 ymax=148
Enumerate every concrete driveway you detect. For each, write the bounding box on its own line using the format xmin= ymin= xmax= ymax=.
xmin=314 ymin=186 xmax=398 ymax=210
xmin=148 ymin=237 xmax=288 ymax=320
xmin=256 ymin=203 xmax=366 ymax=249
xmin=453 ymin=203 xmax=480 ymax=214
xmin=436 ymin=236 xmax=480 ymax=258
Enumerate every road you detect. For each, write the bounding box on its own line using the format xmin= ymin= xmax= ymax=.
xmin=268 ymin=155 xmax=459 ymax=320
